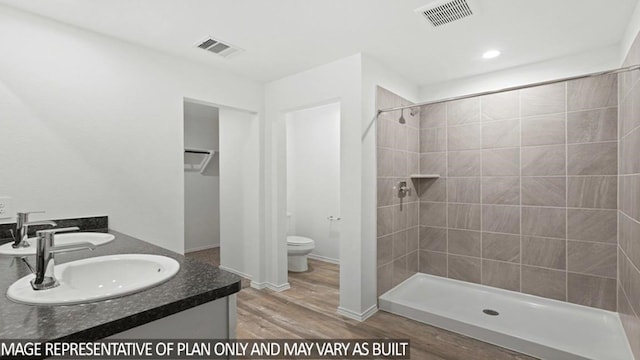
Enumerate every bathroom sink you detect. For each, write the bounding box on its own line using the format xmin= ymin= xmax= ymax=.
xmin=0 ymin=233 xmax=115 ymax=257
xmin=6 ymin=254 xmax=180 ymax=305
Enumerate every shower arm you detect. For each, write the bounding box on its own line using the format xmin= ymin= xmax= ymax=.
xmin=377 ymin=63 xmax=640 ymax=116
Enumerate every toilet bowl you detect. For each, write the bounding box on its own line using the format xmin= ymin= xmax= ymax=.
xmin=287 ymin=235 xmax=315 ymax=272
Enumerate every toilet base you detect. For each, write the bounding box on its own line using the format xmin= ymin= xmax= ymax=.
xmin=288 ymin=254 xmax=309 ymax=272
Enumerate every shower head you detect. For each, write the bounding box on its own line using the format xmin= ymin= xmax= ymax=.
xmin=398 ymin=107 xmax=418 ymax=123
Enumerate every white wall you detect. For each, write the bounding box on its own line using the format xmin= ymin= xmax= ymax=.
xmin=184 ymin=101 xmax=220 ymax=252
xmin=0 ymin=4 xmax=262 ymax=253
xmin=219 ymin=107 xmax=260 ymax=282
xmin=419 ymin=45 xmax=620 ymax=103
xmin=286 ymin=103 xmax=341 ymax=263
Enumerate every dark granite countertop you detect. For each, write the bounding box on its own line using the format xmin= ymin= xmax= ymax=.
xmin=0 ymin=230 xmax=241 ymax=340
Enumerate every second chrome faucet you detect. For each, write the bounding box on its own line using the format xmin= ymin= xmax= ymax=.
xmin=14 ymin=211 xmax=57 ymax=248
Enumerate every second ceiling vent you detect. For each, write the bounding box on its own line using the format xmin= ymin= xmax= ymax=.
xmin=416 ymin=0 xmax=475 ymax=27
xmin=196 ymin=37 xmax=242 ymax=58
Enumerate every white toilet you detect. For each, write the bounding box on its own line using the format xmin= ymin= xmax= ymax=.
xmin=287 ymin=213 xmax=315 ymax=272
xmin=287 ymin=235 xmax=315 ymax=272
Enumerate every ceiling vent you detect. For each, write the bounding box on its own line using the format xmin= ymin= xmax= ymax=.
xmin=416 ymin=0 xmax=475 ymax=27
xmin=196 ymin=37 xmax=242 ymax=58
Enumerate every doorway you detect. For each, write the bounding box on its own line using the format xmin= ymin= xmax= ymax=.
xmin=285 ymin=102 xmax=341 ymax=280
xmin=183 ymin=98 xmax=261 ymax=284
xmin=183 ymin=100 xmax=220 ymax=258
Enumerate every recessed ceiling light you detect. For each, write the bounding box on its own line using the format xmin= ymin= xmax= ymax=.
xmin=482 ymin=50 xmax=501 ymax=59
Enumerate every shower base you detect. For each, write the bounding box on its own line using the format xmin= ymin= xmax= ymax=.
xmin=378 ymin=273 xmax=633 ymax=360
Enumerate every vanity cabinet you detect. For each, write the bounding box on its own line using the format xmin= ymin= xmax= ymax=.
xmin=109 ymin=294 xmax=237 ymax=339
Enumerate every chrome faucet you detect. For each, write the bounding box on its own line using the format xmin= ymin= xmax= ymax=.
xmin=14 ymin=211 xmax=57 ymax=248
xmin=31 ymin=227 xmax=96 ymax=291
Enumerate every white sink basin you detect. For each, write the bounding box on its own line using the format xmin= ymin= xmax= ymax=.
xmin=7 ymin=254 xmax=180 ymax=305
xmin=0 ymin=233 xmax=115 ymax=257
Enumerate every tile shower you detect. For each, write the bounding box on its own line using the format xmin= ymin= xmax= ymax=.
xmin=377 ymin=56 xmax=640 ymax=357
xmin=376 ymin=87 xmax=421 ymax=290
xmin=377 ymin=74 xmax=619 ymax=311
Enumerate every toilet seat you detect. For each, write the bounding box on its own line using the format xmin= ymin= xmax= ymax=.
xmin=287 ymin=235 xmax=314 ymax=246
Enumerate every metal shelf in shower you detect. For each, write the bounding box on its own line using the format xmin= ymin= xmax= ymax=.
xmin=410 ymin=174 xmax=440 ymax=179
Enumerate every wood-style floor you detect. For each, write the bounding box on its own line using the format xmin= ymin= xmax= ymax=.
xmin=187 ymin=247 xmax=221 ymax=267
xmin=186 ymin=249 xmax=533 ymax=360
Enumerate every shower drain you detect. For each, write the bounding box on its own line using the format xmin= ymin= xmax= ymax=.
xmin=482 ymin=309 xmax=499 ymax=316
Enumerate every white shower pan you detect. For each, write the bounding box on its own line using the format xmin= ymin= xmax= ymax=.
xmin=379 ymin=273 xmax=633 ymax=360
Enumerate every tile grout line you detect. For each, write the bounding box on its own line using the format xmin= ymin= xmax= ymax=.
xmin=410 ymin=201 xmax=619 ymax=212
xmin=619 ymin=245 xmax=640 ymax=280
xmin=619 ymin=120 xmax=640 ymax=141
xmin=404 ymin=106 xmax=409 ymax=281
xmin=416 ymin=108 xmax=421 ymax=276
xmin=565 ymin=81 xmax=569 ymax=302
xmin=480 ymin=97 xmax=483 ymax=285
xmin=617 ymin=71 xmax=621 ymax=315
xmin=416 ymin=137 xmax=618 ymax=157
xmin=417 ymin=225 xmax=617 ymax=245
xmin=566 ymin=104 xmax=619 ymax=114
xmin=445 ymin=103 xmax=449 ymax=278
xmin=621 ymin=69 xmax=640 ymax=138
xmin=476 ymin=104 xmax=617 ymax=126
xmin=527 ymin=140 xmax=618 ymax=148
xmin=621 ymin=59 xmax=640 ymax=320
xmin=417 ymin=248 xmax=618 ymax=279
xmin=416 ymin=138 xmax=622 ymax=151
xmin=393 ymin=174 xmax=619 ymax=179
xmin=620 ymin=210 xmax=640 ymax=227
xmin=519 ymin=89 xmax=523 ymax=293
xmin=390 ymin=98 xmax=408 ymax=288
xmin=618 ymin=277 xmax=639 ymax=319
xmin=375 ymin=107 xmax=381 ymax=293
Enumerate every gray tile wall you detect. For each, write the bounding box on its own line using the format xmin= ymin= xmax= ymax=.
xmin=618 ymin=32 xmax=640 ymax=359
xmin=417 ymin=75 xmax=619 ymax=311
xmin=376 ymin=87 xmax=421 ymax=296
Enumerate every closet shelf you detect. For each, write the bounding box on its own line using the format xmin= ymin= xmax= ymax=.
xmin=410 ymin=174 xmax=440 ymax=179
xmin=184 ymin=148 xmax=216 ymax=174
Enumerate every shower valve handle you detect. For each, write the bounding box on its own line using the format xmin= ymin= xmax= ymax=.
xmin=396 ymin=181 xmax=411 ymax=196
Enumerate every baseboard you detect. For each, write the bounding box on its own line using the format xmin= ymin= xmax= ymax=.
xmin=218 ymin=265 xmax=253 ymax=280
xmin=337 ymin=304 xmax=378 ymax=322
xmin=250 ymin=281 xmax=291 ymax=292
xmin=185 ymin=244 xmax=220 ymax=253
xmin=308 ymin=253 xmax=340 ymax=265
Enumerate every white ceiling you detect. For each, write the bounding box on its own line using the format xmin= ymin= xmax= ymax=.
xmin=1 ymin=0 xmax=638 ymax=85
